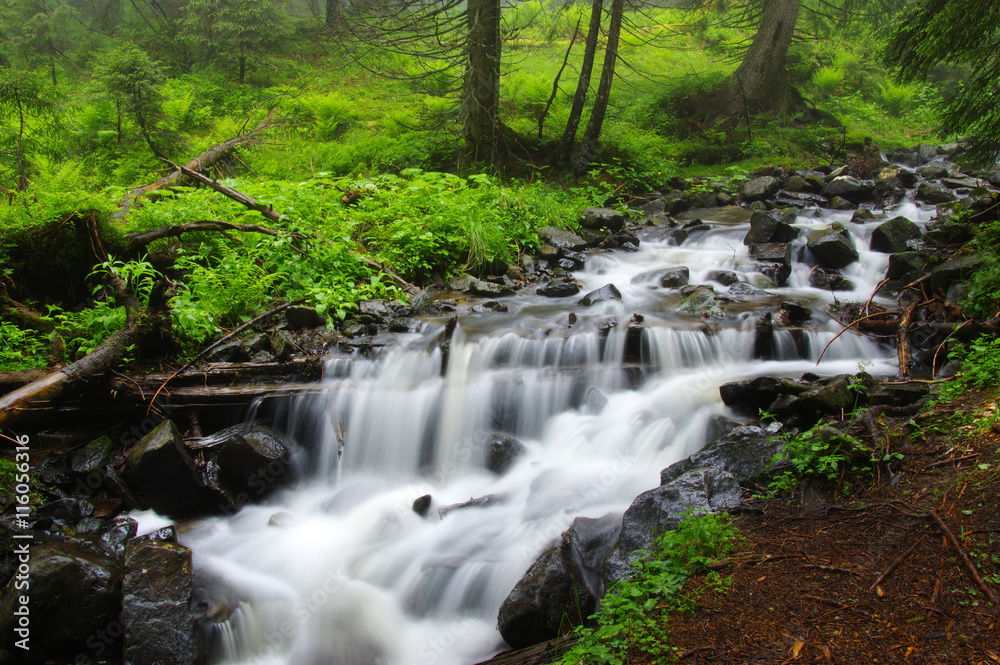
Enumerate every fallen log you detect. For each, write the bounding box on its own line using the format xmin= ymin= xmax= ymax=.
xmin=126 ymin=220 xmax=307 ymax=255
xmin=113 ymin=108 xmax=278 ymax=222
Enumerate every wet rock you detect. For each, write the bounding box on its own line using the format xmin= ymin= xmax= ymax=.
xmin=498 ymin=538 xmax=595 ymax=650
xmin=240 ymin=332 xmax=270 ymax=356
xmin=358 ymin=300 xmax=392 ymax=320
xmin=807 ymin=225 xmax=858 ymax=269
xmin=447 ymin=273 xmax=477 ymax=292
xmin=581 ymin=207 xmax=626 ymax=233
xmin=928 ymin=255 xmax=985 ymax=295
xmin=742 ymin=176 xmax=781 ymax=202
xmin=771 ymin=375 xmax=859 ymax=428
xmin=870 ymin=216 xmax=922 ymax=254
xmin=203 ymin=340 xmax=244 ymax=362
xmin=539 ymin=226 xmax=589 ymax=252
xmin=783 ymin=175 xmax=817 ymax=193
xmin=122 ymin=541 xmax=206 ymax=665
xmin=640 ymin=198 xmax=666 ymax=217
xmin=472 ymin=301 xmax=509 ymax=313
xmin=126 ymin=420 xmax=227 ymax=518
xmin=821 ymin=176 xmax=871 ymax=202
xmin=412 ymin=494 xmax=432 ymax=517
xmin=850 ymin=208 xmax=879 ymax=224
xmin=672 ymin=220 xmax=710 ymax=245
xmin=0 ymin=543 xmax=121 ymax=659
xmin=468 ymin=279 xmax=514 ymax=298
xmin=581 ymin=386 xmax=608 ymax=415
xmin=743 ymin=210 xmax=799 ymax=246
xmin=918 ymin=182 xmax=957 ymax=204
xmin=340 ymin=320 xmax=367 ymax=338
xmin=213 ymin=424 xmax=294 ymax=498
xmin=270 ymin=329 xmax=296 ymax=361
xmin=728 ymin=282 xmax=772 ymax=297
xmin=578 ymin=284 xmax=622 ymax=306
xmin=72 ymin=435 xmax=113 ymax=474
xmin=705 ymin=415 xmax=742 ymax=442
xmin=868 ymin=382 xmax=930 ymax=408
xmin=708 ymin=270 xmax=740 ymax=286
xmin=566 ymin=514 xmax=622 ymax=600
xmin=754 ymin=312 xmax=774 ymax=360
xmin=916 ymin=160 xmax=954 ymax=179
xmin=134 ymin=525 xmax=178 ymax=545
xmin=676 ymin=285 xmax=725 ymax=318
xmin=750 ymin=242 xmax=791 ymax=266
xmin=485 ymin=433 xmax=527 ymax=475
xmin=604 ymin=468 xmax=743 ymax=586
xmin=285 ymin=305 xmax=325 ymax=329
xmin=409 ymin=290 xmax=440 ymax=316
xmin=388 ymin=317 xmax=419 ymax=332
xmin=809 ymin=269 xmax=855 ymax=291
xmin=775 ymin=301 xmax=811 ymax=327
xmin=886 ymin=251 xmax=932 ymax=281
xmin=34 ymin=497 xmax=95 ymax=529
xmin=101 ymin=516 xmax=138 ymax=556
xmin=719 ymin=376 xmax=807 ymax=416
xmin=660 ymin=426 xmax=785 ymax=486
xmin=827 ymin=196 xmax=856 ymax=211
xmin=537 ymin=277 xmax=581 ymax=298
xmin=658 ymin=267 xmax=690 ymax=288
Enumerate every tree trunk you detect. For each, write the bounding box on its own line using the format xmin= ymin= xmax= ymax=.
xmin=552 ymin=0 xmax=603 ymax=162
xmin=239 ymin=53 xmax=247 ymax=85
xmin=717 ymin=0 xmax=801 ymax=118
xmin=325 ymin=0 xmax=341 ymax=30
xmin=462 ymin=0 xmax=503 ymax=163
xmin=573 ymin=0 xmax=625 ymax=171
xmin=14 ymin=88 xmax=27 ymax=192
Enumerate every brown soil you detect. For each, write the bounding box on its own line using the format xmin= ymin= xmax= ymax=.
xmin=667 ymin=393 xmax=1000 ymax=665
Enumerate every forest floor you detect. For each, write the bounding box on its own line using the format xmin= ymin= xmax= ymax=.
xmin=665 ymin=391 xmax=1000 ymax=665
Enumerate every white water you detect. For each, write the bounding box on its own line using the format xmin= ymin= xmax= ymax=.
xmin=176 ymin=201 xmax=933 ymax=665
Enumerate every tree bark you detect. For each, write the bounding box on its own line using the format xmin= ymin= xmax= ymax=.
xmin=573 ymin=0 xmax=625 ymax=171
xmin=717 ymin=0 xmax=801 ymax=118
xmin=552 ymin=0 xmax=603 ymax=162
xmin=325 ymin=0 xmax=341 ymax=30
xmin=14 ymin=87 xmax=28 ymax=192
xmin=462 ymin=0 xmax=503 ymax=163
xmin=113 ymin=107 xmax=277 ymax=223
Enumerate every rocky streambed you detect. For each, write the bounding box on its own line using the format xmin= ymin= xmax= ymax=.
xmin=2 ymin=142 xmax=999 ymax=665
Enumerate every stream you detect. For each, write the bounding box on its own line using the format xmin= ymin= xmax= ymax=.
xmin=164 ymin=196 xmax=936 ymax=665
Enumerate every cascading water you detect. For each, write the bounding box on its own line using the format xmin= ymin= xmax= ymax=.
xmin=173 ymin=198 xmax=934 ymax=665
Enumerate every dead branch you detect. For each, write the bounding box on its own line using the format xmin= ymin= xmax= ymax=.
xmin=114 ymin=107 xmax=278 ymax=222
xmin=928 ymin=509 xmax=1000 ymax=605
xmin=869 ymin=534 xmax=926 ymax=592
xmin=126 ymin=220 xmax=307 ymax=255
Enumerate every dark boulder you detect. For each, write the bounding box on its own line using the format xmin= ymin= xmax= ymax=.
xmin=212 ymin=424 xmax=294 ymax=498
xmin=750 ymin=243 xmax=791 ymax=265
xmin=497 ymin=538 xmax=595 ymax=649
xmin=565 ymin=513 xmax=622 ymax=600
xmin=720 ymin=376 xmax=807 ymax=416
xmin=775 ymin=301 xmax=811 ymax=326
xmin=412 ymin=494 xmax=432 ymax=517
xmin=850 ymin=208 xmax=879 ymax=224
xmin=659 ymin=425 xmax=785 ymax=486
xmin=821 ymin=176 xmax=872 ymax=202
xmin=708 ymin=270 xmax=740 ymax=286
xmin=468 ymin=279 xmax=515 ymax=298
xmin=578 ymin=284 xmax=622 ymax=306
xmin=472 ymin=301 xmax=509 ymax=313
xmin=658 ymin=267 xmax=691 ymax=288
xmin=807 ymin=225 xmax=858 ymax=269
xmin=604 ymin=468 xmax=743 ymax=586
xmin=742 ymin=176 xmax=781 ymax=202
xmin=126 ymin=420 xmax=230 ymax=518
xmin=809 ymin=269 xmax=855 ymax=291
xmin=928 ymin=255 xmax=985 ymax=295
xmin=0 ymin=543 xmax=121 ymax=659
xmin=917 ymin=182 xmax=957 ymax=204
xmin=538 ymin=226 xmax=589 ymax=252
xmin=537 ymin=277 xmax=581 ymax=298
xmin=886 ymin=251 xmax=932 ymax=281
xmin=285 ymin=305 xmax=325 ymax=329
xmin=728 ymin=282 xmax=772 ymax=297
xmin=676 ymin=285 xmax=725 ymax=318
xmin=581 ymin=207 xmax=626 ymax=233
xmin=72 ymin=435 xmax=113 ymax=474
xmin=122 ymin=541 xmax=207 ymax=665
xmin=871 ymin=216 xmax=922 ymax=254
xmin=270 ymin=329 xmax=296 ymax=361
xmin=743 ymin=211 xmax=799 ymax=246
xmin=671 ymin=220 xmax=710 ymax=245
xmin=485 ymin=433 xmax=527 ymax=474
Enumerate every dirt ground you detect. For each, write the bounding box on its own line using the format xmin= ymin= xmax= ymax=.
xmin=666 ymin=393 xmax=1000 ymax=665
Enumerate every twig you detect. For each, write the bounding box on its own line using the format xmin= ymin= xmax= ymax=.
xmin=146 ymin=298 xmax=305 ymax=412
xmin=924 ymin=453 xmax=980 ymax=470
xmin=928 ymin=509 xmax=1000 ymax=605
xmin=817 ymin=311 xmax=896 ymax=364
xmin=865 ymin=278 xmax=890 ymax=317
xmin=869 ymin=534 xmax=926 ymax=592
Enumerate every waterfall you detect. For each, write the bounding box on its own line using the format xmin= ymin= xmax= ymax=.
xmin=173 ymin=201 xmax=921 ymax=665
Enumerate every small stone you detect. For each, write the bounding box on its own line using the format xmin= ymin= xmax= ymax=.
xmin=578 ymin=284 xmax=622 ymax=306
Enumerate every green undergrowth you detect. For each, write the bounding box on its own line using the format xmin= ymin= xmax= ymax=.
xmin=560 ymin=512 xmax=740 ymax=665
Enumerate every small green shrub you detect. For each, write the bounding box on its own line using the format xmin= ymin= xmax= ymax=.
xmin=879 ymin=82 xmax=918 ymax=118
xmin=0 ymin=322 xmax=48 ymax=371
xmin=561 ymin=512 xmax=740 ymax=665
xmin=812 ymin=66 xmax=846 ymax=100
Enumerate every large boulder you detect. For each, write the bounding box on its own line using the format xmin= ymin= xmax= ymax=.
xmin=122 ymin=541 xmax=207 ymax=665
xmin=484 ymin=433 xmax=527 ymax=474
xmin=809 ymin=269 xmax=855 ymax=291
xmin=538 ymin=227 xmax=589 ymax=252
xmin=581 ymin=207 xmax=626 ymax=233
xmin=927 ymin=255 xmax=986 ymax=295
xmin=0 ymin=543 xmax=121 ymax=659
xmin=743 ymin=211 xmax=799 ymax=246
xmin=742 ymin=176 xmax=781 ymax=202
xmin=603 ymin=468 xmax=743 ymax=586
xmin=468 ymin=279 xmax=515 ymax=298
xmin=807 ymin=225 xmax=859 ymax=269
xmin=676 ymin=285 xmax=725 ymax=318
xmin=498 ymin=538 xmax=596 ymax=649
xmin=659 ymin=425 xmax=785 ymax=486
xmin=126 ymin=420 xmax=230 ymax=518
xmin=821 ymin=176 xmax=872 ymax=202
xmin=537 ymin=277 xmax=581 ymax=298
xmin=719 ymin=375 xmax=808 ymax=416
xmin=578 ymin=283 xmax=622 ymax=306
xmin=212 ymin=424 xmax=294 ymax=498
xmin=870 ymin=216 xmax=922 ymax=254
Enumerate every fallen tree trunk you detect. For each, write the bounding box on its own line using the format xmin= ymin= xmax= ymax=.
xmin=113 ymin=108 xmax=278 ymax=222
xmin=126 ymin=220 xmax=306 ymax=255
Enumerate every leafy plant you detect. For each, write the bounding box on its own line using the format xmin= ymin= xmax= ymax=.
xmin=561 ymin=512 xmax=740 ymax=665
xmin=0 ymin=321 xmax=48 ymax=371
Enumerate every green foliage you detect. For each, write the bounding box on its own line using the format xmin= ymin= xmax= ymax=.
xmin=561 ymin=512 xmax=740 ymax=665
xmin=0 ymin=321 xmax=48 ymax=371
xmin=960 ymin=219 xmax=1000 ymax=320
xmin=879 ymin=82 xmax=918 ymax=117
xmin=95 ymin=42 xmax=168 ymax=157
xmin=812 ymin=66 xmax=845 ymax=100
xmin=937 ymin=336 xmax=1000 ymax=401
xmin=767 ymin=424 xmax=868 ymax=496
